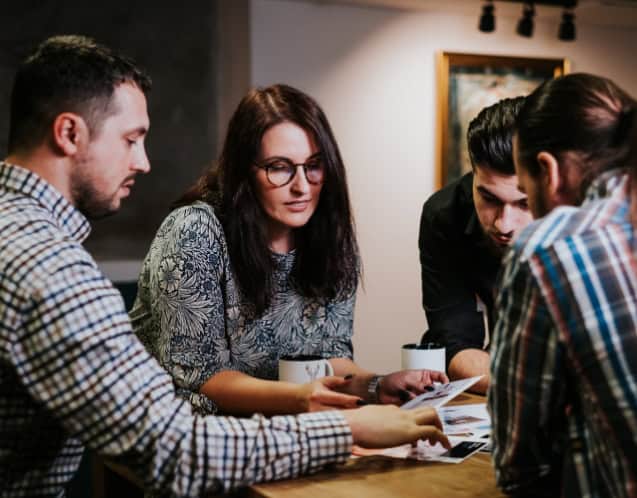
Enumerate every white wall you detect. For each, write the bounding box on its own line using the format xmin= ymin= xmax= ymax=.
xmin=251 ymin=0 xmax=637 ymax=373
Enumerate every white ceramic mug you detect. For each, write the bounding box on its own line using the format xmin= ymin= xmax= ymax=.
xmin=401 ymin=342 xmax=446 ymax=373
xmin=278 ymin=355 xmax=334 ymax=383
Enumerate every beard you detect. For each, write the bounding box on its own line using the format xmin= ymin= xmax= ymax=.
xmin=530 ymin=188 xmax=552 ymax=219
xmin=73 ymin=182 xmax=118 ymax=220
xmin=70 ymin=159 xmax=120 ymax=220
xmin=483 ymin=232 xmax=507 ymax=258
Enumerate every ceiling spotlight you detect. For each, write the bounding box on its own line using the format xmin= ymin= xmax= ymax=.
xmin=516 ymin=2 xmax=535 ymax=37
xmin=479 ymin=0 xmax=495 ymax=33
xmin=559 ymin=10 xmax=576 ymax=41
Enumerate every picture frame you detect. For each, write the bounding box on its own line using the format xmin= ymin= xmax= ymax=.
xmin=436 ymin=52 xmax=569 ymax=188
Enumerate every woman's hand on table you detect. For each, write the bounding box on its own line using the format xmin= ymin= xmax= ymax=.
xmin=378 ymin=369 xmax=449 ymax=405
xmin=343 ymin=405 xmax=451 ymax=449
xmin=298 ymin=376 xmax=364 ymax=412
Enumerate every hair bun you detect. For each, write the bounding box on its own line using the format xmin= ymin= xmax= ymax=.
xmin=613 ymin=106 xmax=636 ymax=146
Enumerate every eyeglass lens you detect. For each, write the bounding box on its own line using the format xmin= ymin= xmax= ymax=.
xmin=264 ymin=157 xmax=324 ymax=186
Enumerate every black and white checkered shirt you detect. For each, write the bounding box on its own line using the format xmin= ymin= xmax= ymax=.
xmin=0 ymin=162 xmax=352 ymax=497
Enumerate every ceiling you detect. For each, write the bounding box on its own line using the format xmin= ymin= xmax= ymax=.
xmin=299 ymin=0 xmax=637 ymax=27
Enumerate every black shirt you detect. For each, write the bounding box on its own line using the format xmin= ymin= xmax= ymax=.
xmin=418 ymin=172 xmax=501 ymax=366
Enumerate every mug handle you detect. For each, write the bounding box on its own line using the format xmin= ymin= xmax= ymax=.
xmin=323 ymin=359 xmax=334 ymax=377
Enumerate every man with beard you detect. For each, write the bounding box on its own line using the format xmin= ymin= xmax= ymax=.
xmin=490 ymin=73 xmax=637 ymax=497
xmin=0 ymin=35 xmax=448 ymax=497
xmin=418 ymin=97 xmax=532 ymax=394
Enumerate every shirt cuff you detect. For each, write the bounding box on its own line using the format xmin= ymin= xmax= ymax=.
xmin=296 ymin=411 xmax=353 ymax=473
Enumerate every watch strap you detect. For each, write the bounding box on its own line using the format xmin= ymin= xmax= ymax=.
xmin=367 ymin=374 xmax=383 ymax=404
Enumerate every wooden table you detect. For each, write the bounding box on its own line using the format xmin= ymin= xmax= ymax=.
xmin=99 ymin=393 xmax=503 ymax=498
xmin=243 ymin=393 xmax=504 ymax=498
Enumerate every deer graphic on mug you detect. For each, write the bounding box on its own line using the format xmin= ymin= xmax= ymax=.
xmin=279 ymin=355 xmax=334 ymax=383
xmin=305 ymin=363 xmax=321 ymax=381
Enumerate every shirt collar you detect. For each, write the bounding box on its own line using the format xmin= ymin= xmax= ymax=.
xmin=0 ymin=161 xmax=91 ymax=242
xmin=584 ymin=168 xmax=628 ymax=204
xmin=458 ymin=172 xmax=482 ymax=238
xmin=464 ymin=209 xmax=481 ymax=237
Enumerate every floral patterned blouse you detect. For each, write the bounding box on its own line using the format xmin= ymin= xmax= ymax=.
xmin=130 ymin=201 xmax=355 ymax=414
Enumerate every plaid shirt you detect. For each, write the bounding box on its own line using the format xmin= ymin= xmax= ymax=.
xmin=489 ymin=169 xmax=637 ymax=498
xmin=0 ymin=162 xmax=352 ymax=498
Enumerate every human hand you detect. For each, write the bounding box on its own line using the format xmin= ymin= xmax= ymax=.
xmin=343 ymin=404 xmax=450 ymax=449
xmin=298 ymin=376 xmax=364 ymax=412
xmin=378 ymin=369 xmax=449 ymax=405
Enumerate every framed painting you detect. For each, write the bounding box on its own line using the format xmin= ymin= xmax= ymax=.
xmin=436 ymin=52 xmax=569 ymax=188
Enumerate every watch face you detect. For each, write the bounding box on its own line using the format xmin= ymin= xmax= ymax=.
xmin=367 ymin=375 xmax=382 ymax=402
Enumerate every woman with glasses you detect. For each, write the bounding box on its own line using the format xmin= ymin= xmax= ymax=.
xmin=130 ymin=84 xmax=447 ymax=416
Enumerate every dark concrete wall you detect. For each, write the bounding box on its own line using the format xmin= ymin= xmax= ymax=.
xmin=0 ymin=1 xmax=220 ymax=260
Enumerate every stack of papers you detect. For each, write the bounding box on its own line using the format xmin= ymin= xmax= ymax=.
xmin=410 ymin=403 xmax=491 ymax=463
xmin=353 ymin=376 xmax=491 ymax=463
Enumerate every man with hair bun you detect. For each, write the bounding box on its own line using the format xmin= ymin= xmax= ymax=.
xmin=490 ymin=73 xmax=637 ymax=497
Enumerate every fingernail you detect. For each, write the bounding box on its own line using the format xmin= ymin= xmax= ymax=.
xmin=356 ymin=399 xmax=368 ymax=406
xmin=344 ymin=374 xmax=354 ymax=380
xmin=399 ymin=390 xmax=410 ymax=402
xmin=425 ymin=386 xmax=435 ymax=392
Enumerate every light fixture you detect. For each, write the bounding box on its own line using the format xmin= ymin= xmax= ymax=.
xmin=559 ymin=9 xmax=576 ymax=41
xmin=516 ymin=2 xmax=535 ymax=37
xmin=479 ymin=0 xmax=496 ymax=33
xmin=476 ymin=0 xmax=578 ymax=41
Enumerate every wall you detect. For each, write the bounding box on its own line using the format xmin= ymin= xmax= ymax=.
xmin=3 ymin=0 xmax=635 ymax=372
xmin=0 ymin=1 xmax=221 ymax=262
xmin=251 ymin=0 xmax=637 ymax=373
xmin=1 ymin=1 xmax=252 ymax=282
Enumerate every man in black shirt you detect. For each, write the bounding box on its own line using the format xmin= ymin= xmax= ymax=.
xmin=418 ymin=97 xmax=531 ymax=393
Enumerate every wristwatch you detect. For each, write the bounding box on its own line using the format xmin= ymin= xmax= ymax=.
xmin=367 ymin=374 xmax=383 ymax=404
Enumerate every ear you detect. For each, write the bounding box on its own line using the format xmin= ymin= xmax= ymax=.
xmin=51 ymin=113 xmax=89 ymax=156
xmin=536 ymin=151 xmax=562 ymax=197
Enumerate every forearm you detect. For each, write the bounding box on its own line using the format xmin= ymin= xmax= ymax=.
xmin=20 ymin=264 xmax=353 ymax=496
xmin=77 ymin=335 xmax=353 ymax=494
xmin=448 ymin=349 xmax=490 ymax=394
xmin=200 ymin=370 xmax=311 ymax=416
xmin=328 ymin=358 xmax=449 ymax=405
xmin=135 ymin=380 xmax=353 ymax=495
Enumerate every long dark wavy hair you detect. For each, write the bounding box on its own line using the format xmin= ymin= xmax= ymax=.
xmin=515 ymin=73 xmax=637 ymax=209
xmin=175 ymin=84 xmax=360 ymax=314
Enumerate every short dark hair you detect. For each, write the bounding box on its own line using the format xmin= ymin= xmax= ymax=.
xmin=467 ymin=96 xmax=526 ymax=175
xmin=515 ymin=73 xmax=635 ymax=204
xmin=176 ymin=84 xmax=359 ymax=314
xmin=8 ymin=35 xmax=151 ymax=153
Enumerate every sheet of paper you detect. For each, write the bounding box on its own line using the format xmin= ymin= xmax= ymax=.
xmin=439 ymin=403 xmax=491 ymax=439
xmin=400 ymin=376 xmax=484 ymax=410
xmin=413 ymin=438 xmax=488 ymax=463
xmin=352 ymin=437 xmax=487 ymax=463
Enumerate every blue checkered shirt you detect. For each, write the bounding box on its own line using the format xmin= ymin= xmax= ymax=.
xmin=0 ymin=162 xmax=352 ymax=497
xmin=489 ymin=169 xmax=637 ymax=497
